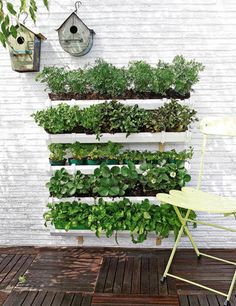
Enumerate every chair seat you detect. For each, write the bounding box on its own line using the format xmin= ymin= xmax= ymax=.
xmin=156 ymin=187 xmax=236 ymax=214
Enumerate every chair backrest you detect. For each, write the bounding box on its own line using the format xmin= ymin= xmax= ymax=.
xmin=197 ymin=116 xmax=236 ymax=189
xmin=200 ymin=116 xmax=236 ymax=136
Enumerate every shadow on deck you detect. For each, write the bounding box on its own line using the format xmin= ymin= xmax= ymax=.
xmin=0 ymin=247 xmax=235 ymax=305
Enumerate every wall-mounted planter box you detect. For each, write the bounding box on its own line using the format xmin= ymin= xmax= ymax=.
xmin=50 ymin=164 xmax=141 ymax=175
xmin=49 ymin=196 xmax=159 ymax=205
xmin=48 ymin=99 xmax=190 ymax=110
xmin=47 ymin=131 xmax=191 ymax=144
xmin=49 ymin=227 xmax=163 ymax=247
xmin=48 ymin=91 xmax=190 ymax=101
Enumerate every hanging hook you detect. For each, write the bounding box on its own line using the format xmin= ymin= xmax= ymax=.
xmin=21 ymin=12 xmax=28 ymax=25
xmin=74 ymin=1 xmax=82 ymax=13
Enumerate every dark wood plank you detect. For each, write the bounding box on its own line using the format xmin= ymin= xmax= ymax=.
xmin=21 ymin=291 xmax=38 ymax=306
xmin=197 ymin=295 xmax=210 ymax=306
xmin=71 ymin=293 xmax=83 ymax=306
xmin=41 ymin=291 xmax=56 ymax=306
xmin=92 ymin=294 xmax=179 ymax=305
xmin=113 ymin=257 xmax=125 ymax=294
xmin=158 ymin=257 xmax=168 ymax=295
xmin=0 ymin=256 xmax=15 ymax=276
xmin=141 ymin=257 xmax=149 ymax=294
xmin=51 ymin=292 xmax=65 ymax=306
xmin=149 ymin=257 xmax=159 ymax=295
xmin=188 ymin=295 xmax=200 ymax=306
xmin=131 ymin=257 xmax=141 ymax=294
xmin=122 ymin=257 xmax=134 ymax=294
xmin=206 ymin=294 xmax=220 ymax=306
xmin=81 ymin=294 xmax=92 ymax=306
xmin=13 ymin=255 xmax=35 ymax=287
xmin=61 ymin=292 xmax=75 ymax=306
xmin=32 ymin=291 xmax=47 ymax=306
xmin=0 ymin=255 xmax=28 ymax=289
xmin=104 ymin=257 xmax=118 ymax=293
xmin=0 ymin=255 xmax=22 ymax=287
xmin=3 ymin=290 xmax=28 ymax=306
xmin=178 ymin=295 xmax=189 ymax=306
xmin=95 ymin=257 xmax=110 ymax=293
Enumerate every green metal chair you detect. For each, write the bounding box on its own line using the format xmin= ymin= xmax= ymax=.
xmin=157 ymin=116 xmax=236 ymax=306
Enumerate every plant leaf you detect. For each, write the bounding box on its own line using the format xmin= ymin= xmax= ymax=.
xmin=7 ymin=2 xmax=17 ymax=15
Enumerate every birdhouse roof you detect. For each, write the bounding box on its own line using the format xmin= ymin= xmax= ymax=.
xmin=16 ymin=24 xmax=47 ymax=40
xmin=56 ymin=12 xmax=95 ymax=33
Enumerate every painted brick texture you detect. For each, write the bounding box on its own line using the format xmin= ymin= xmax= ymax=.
xmin=0 ymin=0 xmax=236 ymax=247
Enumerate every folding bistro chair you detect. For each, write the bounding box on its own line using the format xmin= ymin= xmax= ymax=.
xmin=157 ymin=117 xmax=236 ymax=306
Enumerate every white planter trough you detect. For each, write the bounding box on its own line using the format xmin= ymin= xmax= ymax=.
xmin=48 ymin=196 xmax=159 ymax=205
xmin=49 ymin=227 xmax=163 ymax=247
xmin=47 ymin=131 xmax=191 ymax=144
xmin=47 ymin=99 xmax=191 ymax=110
xmin=50 ymin=164 xmax=142 ymax=175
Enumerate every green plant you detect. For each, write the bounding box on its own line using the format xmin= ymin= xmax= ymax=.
xmin=70 ymin=142 xmax=89 ymax=160
xmin=152 ymin=60 xmax=175 ymax=95
xmin=0 ymin=0 xmax=49 ymax=47
xmin=32 ymin=104 xmax=81 ymax=134
xmin=172 ymin=55 xmax=205 ymax=94
xmin=46 ymin=168 xmax=90 ymax=198
xmin=48 ymin=144 xmax=66 ymax=161
xmin=44 ymin=201 xmax=92 ymax=231
xmin=35 ymin=67 xmax=69 ymax=94
xmin=128 ymin=61 xmax=154 ymax=93
xmin=86 ymin=59 xmax=128 ymax=97
xmin=33 ymin=100 xmax=198 ymax=136
xmin=35 ymin=57 xmax=204 ymax=98
xmin=92 ymin=164 xmax=129 ymax=196
xmin=149 ymin=100 xmax=198 ymax=132
xmin=80 ymin=103 xmax=103 ymax=137
xmin=139 ymin=161 xmax=191 ymax=194
xmin=100 ymin=141 xmax=122 ymax=160
xmin=44 ymin=198 xmax=197 ymax=243
xmin=66 ymin=69 xmax=87 ymax=95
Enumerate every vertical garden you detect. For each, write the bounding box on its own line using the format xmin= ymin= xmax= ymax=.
xmin=32 ymin=56 xmax=204 ymax=244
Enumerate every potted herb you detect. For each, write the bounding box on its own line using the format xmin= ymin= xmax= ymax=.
xmin=101 ymin=141 xmax=122 ymax=165
xmin=86 ymin=146 xmax=103 ymax=165
xmin=48 ymin=144 xmax=66 ymax=166
xmin=36 ymin=57 xmax=204 ymax=100
xmin=121 ymin=150 xmax=143 ymax=164
xmin=69 ymin=142 xmax=87 ymax=165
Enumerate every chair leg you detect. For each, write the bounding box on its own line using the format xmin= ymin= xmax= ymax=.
xmin=183 ymin=226 xmax=201 ymax=258
xmin=224 ymin=270 xmax=236 ymax=306
xmin=161 ymin=224 xmax=185 ymax=282
xmin=173 ymin=207 xmax=201 ymax=258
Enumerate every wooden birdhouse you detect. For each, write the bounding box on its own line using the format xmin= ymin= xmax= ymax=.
xmin=8 ymin=24 xmax=46 ymax=72
xmin=56 ymin=2 xmax=95 ymax=57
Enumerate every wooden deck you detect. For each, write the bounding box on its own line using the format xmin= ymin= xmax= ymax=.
xmin=0 ymin=247 xmax=235 ymax=305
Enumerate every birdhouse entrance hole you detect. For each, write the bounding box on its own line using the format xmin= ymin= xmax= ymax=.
xmin=17 ymin=37 xmax=25 ymax=45
xmin=70 ymin=26 xmax=78 ymax=34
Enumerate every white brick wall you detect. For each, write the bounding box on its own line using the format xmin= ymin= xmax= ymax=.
xmin=0 ymin=0 xmax=236 ymax=247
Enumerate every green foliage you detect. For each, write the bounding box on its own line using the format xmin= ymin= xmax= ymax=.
xmin=48 ymin=144 xmax=66 ymax=161
xmin=46 ymin=168 xmax=90 ymax=198
xmin=86 ymin=59 xmax=128 ymax=97
xmin=32 ymin=104 xmax=81 ymax=134
xmin=0 ymin=0 xmax=48 ymax=47
xmin=35 ymin=67 xmax=69 ymax=94
xmin=47 ymin=160 xmax=191 ymax=198
xmin=70 ymin=143 xmax=89 ymax=160
xmin=139 ymin=161 xmax=191 ymax=193
xmin=148 ymin=100 xmax=198 ymax=132
xmin=128 ymin=61 xmax=154 ymax=93
xmin=32 ymin=100 xmax=198 ymax=136
xmin=36 ymin=57 xmax=204 ymax=97
xmin=172 ymin=55 xmax=205 ymax=94
xmin=44 ymin=198 xmax=197 ymax=243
